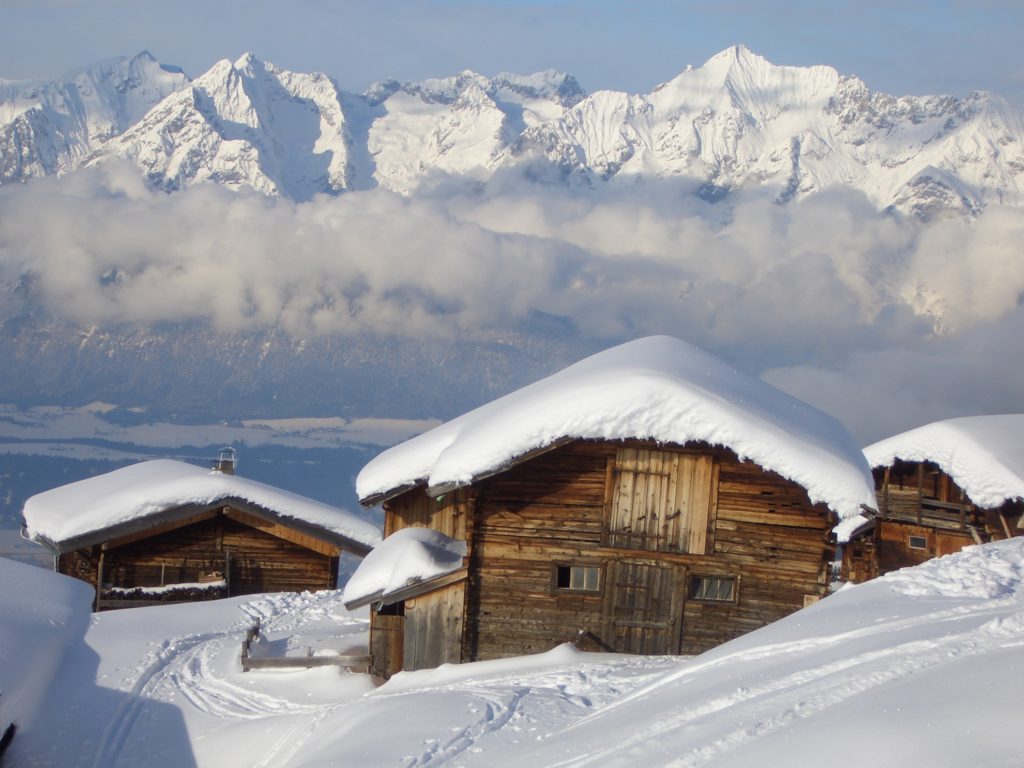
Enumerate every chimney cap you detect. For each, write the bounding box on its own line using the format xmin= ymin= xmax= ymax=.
xmin=213 ymin=446 xmax=236 ymax=475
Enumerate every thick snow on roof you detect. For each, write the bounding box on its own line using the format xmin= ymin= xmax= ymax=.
xmin=22 ymin=459 xmax=381 ymax=550
xmin=343 ymin=527 xmax=466 ymax=608
xmin=357 ymin=336 xmax=875 ymax=520
xmin=864 ymin=414 xmax=1024 ymax=509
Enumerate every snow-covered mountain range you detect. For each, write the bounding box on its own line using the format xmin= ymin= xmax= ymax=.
xmin=3 ymin=45 xmax=1023 ymax=215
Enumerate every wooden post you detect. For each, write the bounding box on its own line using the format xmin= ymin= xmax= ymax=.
xmin=95 ymin=549 xmax=106 ymax=612
xmin=916 ymin=464 xmax=923 ymax=525
xmin=225 ymin=550 xmax=232 ymax=597
xmin=959 ymin=489 xmax=966 ymax=531
xmin=999 ymin=511 xmax=1014 ymax=540
xmin=882 ymin=467 xmax=891 ymax=518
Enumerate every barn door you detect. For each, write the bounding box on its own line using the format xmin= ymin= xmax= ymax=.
xmin=605 ymin=560 xmax=685 ymax=655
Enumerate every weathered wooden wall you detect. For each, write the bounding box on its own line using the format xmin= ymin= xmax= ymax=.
xmin=58 ymin=507 xmax=341 ymax=609
xmin=869 ymin=461 xmax=1024 ymax=577
xmin=369 ymin=612 xmax=404 ymax=679
xmin=875 ymin=520 xmax=974 ymax=574
xmin=403 ymin=581 xmax=466 ymax=671
xmin=382 ymin=439 xmax=836 ymax=670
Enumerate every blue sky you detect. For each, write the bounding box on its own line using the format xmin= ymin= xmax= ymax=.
xmin=2 ymin=0 xmax=1023 ymax=104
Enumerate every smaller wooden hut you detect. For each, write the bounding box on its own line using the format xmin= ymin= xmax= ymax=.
xmin=853 ymin=415 xmax=1024 ymax=578
xmin=22 ymin=457 xmax=381 ymax=610
xmin=346 ymin=336 xmax=878 ymax=679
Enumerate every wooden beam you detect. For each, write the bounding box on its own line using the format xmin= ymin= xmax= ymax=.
xmin=916 ymin=464 xmax=923 ymax=526
xmin=999 ymin=511 xmax=1014 ymax=540
xmin=223 ymin=507 xmax=342 ymax=557
xmin=94 ymin=549 xmax=105 ymax=613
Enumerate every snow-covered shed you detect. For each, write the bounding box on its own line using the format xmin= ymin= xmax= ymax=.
xmin=22 ymin=458 xmax=381 ymax=610
xmin=349 ymin=335 xmax=876 ymax=678
xmin=859 ymin=415 xmax=1024 ymax=576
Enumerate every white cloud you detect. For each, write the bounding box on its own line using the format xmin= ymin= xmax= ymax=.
xmin=2 ymin=163 xmax=1023 ymax=439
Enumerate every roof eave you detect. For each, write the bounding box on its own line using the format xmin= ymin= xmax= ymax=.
xmin=35 ymin=497 xmax=376 ymax=556
xmin=344 ymin=567 xmax=469 ymax=611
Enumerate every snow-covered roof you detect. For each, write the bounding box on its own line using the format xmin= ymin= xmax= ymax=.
xmin=22 ymin=459 xmax=382 ymax=553
xmin=357 ymin=336 xmax=876 ymax=520
xmin=864 ymin=415 xmax=1024 ymax=510
xmin=342 ymin=527 xmax=467 ymax=609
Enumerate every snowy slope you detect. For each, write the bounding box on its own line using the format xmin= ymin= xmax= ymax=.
xmin=357 ymin=336 xmax=876 ymax=521
xmin=5 ymin=46 xmax=1024 ymax=214
xmin=864 ymin=414 xmax=1024 ymax=509
xmin=8 ymin=537 xmax=1024 ymax=766
xmin=0 ymin=559 xmax=92 ymax=747
xmin=0 ymin=52 xmax=188 ymax=183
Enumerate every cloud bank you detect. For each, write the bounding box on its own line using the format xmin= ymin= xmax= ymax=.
xmin=1 ymin=162 xmax=1023 ymax=442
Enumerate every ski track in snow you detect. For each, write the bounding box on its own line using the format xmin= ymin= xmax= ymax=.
xmin=88 ymin=592 xmax=365 ymax=767
xmin=406 ymin=689 xmax=528 ymax=767
xmin=533 ymin=601 xmax=1024 ymax=768
xmin=67 ymin=570 xmax=1024 ymax=767
xmin=91 ymin=630 xmax=228 ymax=768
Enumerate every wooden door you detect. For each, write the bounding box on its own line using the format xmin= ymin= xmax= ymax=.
xmin=605 ymin=560 xmax=685 ymax=655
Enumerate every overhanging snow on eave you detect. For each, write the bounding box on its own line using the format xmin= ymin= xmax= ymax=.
xmin=344 ymin=567 xmax=469 ymax=611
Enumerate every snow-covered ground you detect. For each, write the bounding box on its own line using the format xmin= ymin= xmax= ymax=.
xmin=7 ymin=538 xmax=1024 ymax=766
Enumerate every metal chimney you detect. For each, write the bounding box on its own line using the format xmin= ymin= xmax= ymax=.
xmin=215 ymin=446 xmax=236 ymax=475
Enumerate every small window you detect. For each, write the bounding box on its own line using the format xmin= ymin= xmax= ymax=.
xmin=555 ymin=564 xmax=601 ymax=592
xmin=688 ymin=574 xmax=736 ymax=602
xmin=908 ymin=535 xmax=928 ymax=550
xmin=376 ymin=600 xmax=405 ymax=616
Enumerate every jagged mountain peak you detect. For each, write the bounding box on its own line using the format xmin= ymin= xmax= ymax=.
xmin=651 ymin=45 xmax=841 ymax=116
xmin=4 ymin=47 xmax=1024 ymax=215
xmin=493 ymin=70 xmax=586 ymax=108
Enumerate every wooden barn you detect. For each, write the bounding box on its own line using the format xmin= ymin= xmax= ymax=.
xmin=848 ymin=415 xmax=1024 ymax=579
xmin=344 ymin=336 xmax=877 ymax=678
xmin=22 ymin=455 xmax=381 ymax=611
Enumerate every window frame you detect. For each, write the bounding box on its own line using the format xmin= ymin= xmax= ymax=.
xmin=687 ymin=573 xmax=739 ymax=604
xmin=552 ymin=563 xmax=604 ymax=595
xmin=908 ymin=534 xmax=928 ymax=551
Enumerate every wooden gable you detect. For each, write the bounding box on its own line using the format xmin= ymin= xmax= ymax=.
xmin=605 ymin=447 xmax=716 ymax=554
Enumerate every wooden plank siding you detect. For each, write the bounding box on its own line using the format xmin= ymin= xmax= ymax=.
xmin=864 ymin=461 xmax=1024 ymax=578
xmin=57 ymin=507 xmax=342 ymax=609
xmin=380 ymin=439 xmax=838 ymax=672
xmin=403 ymin=581 xmax=467 ymax=671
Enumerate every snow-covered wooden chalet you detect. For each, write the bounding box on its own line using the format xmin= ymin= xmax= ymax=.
xmin=345 ymin=336 xmax=876 ymax=678
xmin=854 ymin=415 xmax=1024 ymax=578
xmin=22 ymin=456 xmax=381 ymax=610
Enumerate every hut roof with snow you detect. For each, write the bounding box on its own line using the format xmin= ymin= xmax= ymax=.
xmin=23 ymin=459 xmax=381 ymax=554
xmin=864 ymin=415 xmax=1024 ymax=510
xmin=357 ymin=335 xmax=875 ymax=520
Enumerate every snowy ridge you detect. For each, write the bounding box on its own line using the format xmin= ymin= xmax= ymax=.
xmin=4 ymin=46 xmax=1024 ymax=214
xmin=864 ymin=414 xmax=1024 ymax=509
xmin=22 ymin=458 xmax=381 ymax=549
xmin=0 ymin=52 xmax=188 ymax=183
xmin=357 ymin=336 xmax=876 ymax=520
xmin=86 ymin=54 xmax=356 ymax=200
